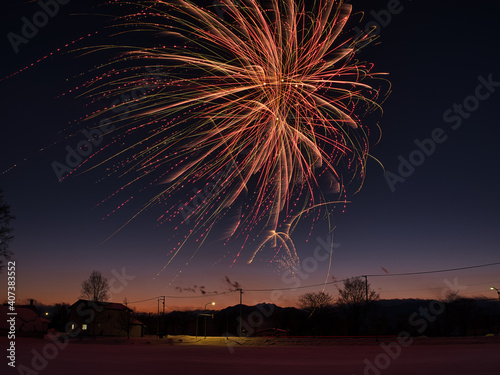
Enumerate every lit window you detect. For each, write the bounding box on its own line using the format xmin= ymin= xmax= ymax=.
xmin=82 ymin=324 xmax=88 ymax=330
xmin=71 ymin=324 xmax=75 ymax=330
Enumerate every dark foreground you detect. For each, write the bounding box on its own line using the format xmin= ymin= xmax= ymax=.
xmin=2 ymin=336 xmax=500 ymax=375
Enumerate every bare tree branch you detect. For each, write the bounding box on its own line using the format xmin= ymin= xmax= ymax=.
xmin=81 ymin=270 xmax=110 ymax=302
xmin=0 ymin=189 xmax=15 ymax=271
xmin=337 ymin=277 xmax=379 ymax=306
xmin=298 ymin=292 xmax=334 ymax=311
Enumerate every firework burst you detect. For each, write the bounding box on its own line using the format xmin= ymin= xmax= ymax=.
xmin=78 ymin=0 xmax=387 ymax=269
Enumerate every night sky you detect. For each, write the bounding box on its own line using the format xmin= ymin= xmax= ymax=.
xmin=1 ymin=0 xmax=500 ymax=312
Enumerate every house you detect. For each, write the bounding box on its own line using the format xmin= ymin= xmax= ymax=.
xmin=0 ymin=301 xmax=50 ymax=338
xmin=68 ymin=300 xmax=144 ymax=337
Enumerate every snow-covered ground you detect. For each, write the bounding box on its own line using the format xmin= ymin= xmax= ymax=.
xmin=3 ymin=336 xmax=500 ymax=374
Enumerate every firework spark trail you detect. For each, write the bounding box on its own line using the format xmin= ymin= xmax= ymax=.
xmin=78 ymin=0 xmax=387 ymax=270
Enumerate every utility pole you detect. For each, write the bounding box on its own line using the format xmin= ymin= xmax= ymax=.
xmin=363 ymin=275 xmax=369 ymax=336
xmin=162 ymin=296 xmax=165 ymax=335
xmin=157 ymin=296 xmax=165 ymax=337
xmin=363 ymin=275 xmax=368 ymax=303
xmin=157 ymin=298 xmax=160 ymax=337
xmin=237 ymin=288 xmax=243 ymax=336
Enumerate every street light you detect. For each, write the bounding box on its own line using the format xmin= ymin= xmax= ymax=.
xmin=196 ymin=302 xmax=215 ymax=338
xmin=490 ymin=287 xmax=500 ymax=302
xmin=204 ymin=302 xmax=215 ymax=338
xmin=204 ymin=302 xmax=215 ymax=310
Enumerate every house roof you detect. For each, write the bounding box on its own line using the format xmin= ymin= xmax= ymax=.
xmin=68 ymin=300 xmax=145 ymax=326
xmin=69 ymin=299 xmax=133 ymax=312
xmin=130 ymin=318 xmax=144 ymax=325
xmin=0 ymin=305 xmax=49 ymax=331
xmin=15 ymin=304 xmax=38 ymax=313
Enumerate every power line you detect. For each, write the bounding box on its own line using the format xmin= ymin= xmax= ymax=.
xmin=246 ymin=262 xmax=500 ymax=292
xmin=365 ymin=261 xmax=500 ymax=278
xmin=128 ymin=296 xmax=160 ymax=304
xmin=129 ymin=261 xmax=500 ymax=304
xmin=246 ymin=279 xmax=347 ymax=292
xmin=163 ymin=290 xmax=237 ymax=299
xmin=129 ymin=290 xmax=237 ymax=303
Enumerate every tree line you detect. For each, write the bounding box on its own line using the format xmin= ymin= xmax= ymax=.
xmin=62 ymin=271 xmax=500 ymax=337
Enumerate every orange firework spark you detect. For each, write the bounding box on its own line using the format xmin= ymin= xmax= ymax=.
xmin=79 ymin=0 xmax=387 ymax=270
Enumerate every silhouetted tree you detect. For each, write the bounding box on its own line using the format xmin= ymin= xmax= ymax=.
xmin=173 ymin=311 xmax=191 ymax=335
xmin=0 ymin=189 xmax=15 ymax=271
xmin=441 ymin=292 xmax=477 ymax=336
xmin=298 ymin=292 xmax=334 ymax=335
xmin=50 ymin=303 xmax=70 ymax=331
xmin=298 ymin=292 xmax=334 ymax=311
xmin=337 ymin=277 xmax=379 ymax=334
xmin=337 ymin=277 xmax=379 ymax=306
xmin=80 ymin=270 xmax=110 ymax=302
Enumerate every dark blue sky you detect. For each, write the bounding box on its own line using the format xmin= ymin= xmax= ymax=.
xmin=1 ymin=0 xmax=499 ymax=311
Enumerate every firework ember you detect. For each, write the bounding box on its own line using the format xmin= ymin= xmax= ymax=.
xmin=78 ymin=0 xmax=387 ymax=269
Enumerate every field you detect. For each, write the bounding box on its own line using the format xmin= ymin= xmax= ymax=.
xmin=3 ymin=335 xmax=500 ymax=374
